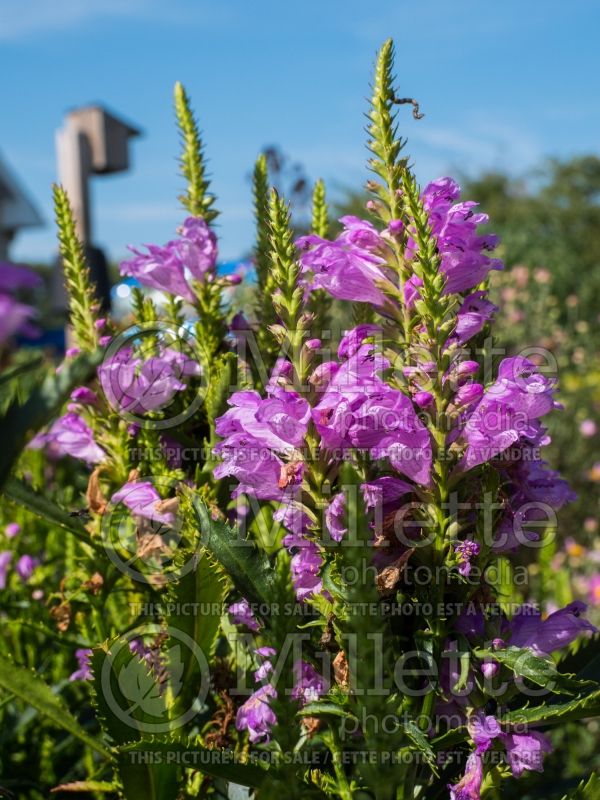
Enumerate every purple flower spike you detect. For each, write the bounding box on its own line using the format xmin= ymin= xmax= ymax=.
xmin=121 ymin=217 xmax=217 ymax=301
xmin=325 ymin=493 xmax=347 ymax=542
xmin=15 ymin=555 xmax=39 ymax=583
xmin=454 ymin=540 xmax=480 ymax=577
xmin=509 ymin=601 xmax=597 ymax=654
xmin=448 ymin=750 xmax=483 ymax=800
xmin=111 ymin=481 xmax=175 ymax=527
xmin=228 ymin=598 xmax=261 ymax=632
xmin=235 ymin=684 xmax=277 ymax=743
xmin=500 ymin=730 xmax=553 ymax=777
xmin=43 ymin=413 xmax=106 ymax=465
xmin=69 ymin=648 xmax=93 ymax=682
xmin=291 ymin=660 xmax=328 ymax=705
xmin=5 ymin=523 xmax=20 ymax=539
xmin=0 ymin=551 xmax=13 ymax=589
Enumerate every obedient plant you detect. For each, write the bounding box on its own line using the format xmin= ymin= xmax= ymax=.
xmin=1 ymin=38 xmax=600 ymax=800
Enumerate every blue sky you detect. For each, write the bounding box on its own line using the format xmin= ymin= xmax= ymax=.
xmin=3 ymin=0 xmax=600 ymax=266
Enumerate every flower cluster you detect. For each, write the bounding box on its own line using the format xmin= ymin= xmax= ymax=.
xmin=120 ymin=217 xmax=217 ymax=301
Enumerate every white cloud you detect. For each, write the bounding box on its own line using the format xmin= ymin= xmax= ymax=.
xmin=101 ymin=201 xmax=180 ymax=223
xmin=0 ymin=0 xmax=232 ymax=41
xmin=410 ymin=119 xmax=541 ymax=176
xmin=0 ymin=0 xmax=146 ymax=40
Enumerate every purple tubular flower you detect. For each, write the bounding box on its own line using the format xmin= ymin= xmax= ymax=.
xmin=214 ymin=387 xmax=310 ymax=501
xmin=253 ymin=647 xmax=276 ymax=682
xmin=285 ymin=535 xmax=323 ymax=601
xmin=291 ymin=660 xmax=328 ymax=705
xmin=493 ymin=459 xmax=575 ymax=553
xmin=454 ymin=540 xmax=480 ymax=577
xmin=509 ymin=601 xmax=597 ymax=654
xmin=297 ymin=218 xmax=392 ymax=306
xmin=500 ymin=731 xmax=553 ymax=777
xmin=0 ymin=551 xmax=12 ymax=589
xmin=213 ymin=432 xmax=283 ymax=501
xmin=0 ymin=261 xmax=42 ymax=292
xmin=454 ymin=383 xmax=484 ymax=408
xmin=70 ymin=386 xmax=98 ymax=406
xmin=414 ymin=177 xmax=503 ymax=295
xmin=15 ymin=554 xmax=38 ymax=582
xmin=120 ymin=217 xmax=217 ymax=301
xmin=98 ymin=347 xmax=192 ymax=416
xmin=414 ymin=391 xmax=434 ymax=409
xmin=228 ymin=598 xmax=261 ymax=632
xmin=468 ymin=712 xmax=501 ymax=753
xmin=338 ymin=324 xmax=382 ymax=359
xmin=69 ymin=648 xmax=93 ymax=681
xmin=450 ymin=292 xmax=498 ymax=346
xmin=480 ymin=660 xmax=499 ymax=679
xmin=235 ymin=684 xmax=277 ymax=743
xmin=457 ymin=361 xmax=479 ymax=380
xmin=5 ymin=523 xmax=20 ymax=539
xmin=325 ymin=493 xmax=347 ymax=542
xmin=448 ymin=750 xmax=483 ymax=800
xmin=45 ymin=412 xmax=106 ymax=465
xmin=177 ymin=217 xmax=218 ymax=280
xmin=362 ymin=476 xmax=414 ymax=510
xmin=111 ymin=481 xmax=175 ymax=527
xmin=0 ymin=293 xmax=38 ymax=346
xmin=313 ymin=342 xmax=432 ymax=485
xmin=460 ymin=357 xmax=558 ymax=470
xmin=121 ymin=244 xmax=195 ymax=300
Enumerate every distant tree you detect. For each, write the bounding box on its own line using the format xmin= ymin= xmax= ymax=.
xmin=462 ymin=156 xmax=600 ymax=322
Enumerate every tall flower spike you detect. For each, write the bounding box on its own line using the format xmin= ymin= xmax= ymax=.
xmin=174 ymin=81 xmax=218 ymax=222
xmin=401 ymin=170 xmax=451 ymax=333
xmin=252 ymin=153 xmax=271 ymax=294
xmin=311 ymin=178 xmax=329 ymax=239
xmin=253 ymin=154 xmax=281 ymax=371
xmin=53 ymin=184 xmax=100 ymax=353
xmin=267 ymin=190 xmax=311 ymax=387
xmin=308 ymin=178 xmax=333 ymax=331
xmin=367 ymin=39 xmax=407 ymax=223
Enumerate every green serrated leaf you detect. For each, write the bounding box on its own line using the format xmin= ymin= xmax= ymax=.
xmin=298 ymin=701 xmax=355 ymax=720
xmin=500 ymin=688 xmax=600 ymax=728
xmin=0 ymin=654 xmax=110 ymax=759
xmin=559 ymin=635 xmax=600 ymax=683
xmin=164 ymin=547 xmax=226 ymax=718
xmin=2 ymin=476 xmax=101 ymax=551
xmin=184 ymin=490 xmax=275 ymax=612
xmin=90 ymin=641 xmax=169 ymax=745
xmin=402 ymin=719 xmax=437 ymax=771
xmin=477 ymin=645 xmax=597 ymax=695
xmin=90 ymin=642 xmax=179 ymax=800
xmin=560 ymin=772 xmax=600 ymax=800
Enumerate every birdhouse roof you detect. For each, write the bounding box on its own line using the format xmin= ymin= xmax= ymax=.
xmin=0 ymin=152 xmax=44 ymax=232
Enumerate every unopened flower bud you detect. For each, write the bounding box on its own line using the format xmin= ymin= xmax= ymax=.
xmin=414 ymin=391 xmax=434 ymax=409
xmin=481 ymin=660 xmax=499 ymax=679
xmin=455 ymin=383 xmax=484 ymax=407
